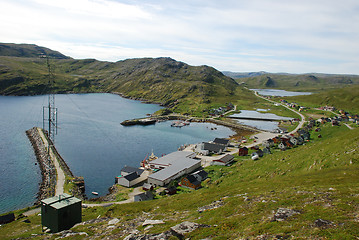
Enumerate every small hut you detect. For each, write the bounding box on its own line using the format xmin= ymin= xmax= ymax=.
xmin=41 ymin=193 xmax=82 ymax=233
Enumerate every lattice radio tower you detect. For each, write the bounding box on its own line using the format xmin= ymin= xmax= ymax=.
xmin=42 ymin=54 xmax=58 ymax=150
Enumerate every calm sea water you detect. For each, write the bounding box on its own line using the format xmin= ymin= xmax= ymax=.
xmin=230 ymin=110 xmax=293 ymax=132
xmin=0 ymin=93 xmax=234 ymax=214
xmin=251 ymin=89 xmax=312 ymax=96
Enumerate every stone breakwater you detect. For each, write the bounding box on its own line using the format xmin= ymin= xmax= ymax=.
xmin=26 ymin=127 xmax=56 ymax=204
xmin=26 ymin=127 xmax=86 ymax=203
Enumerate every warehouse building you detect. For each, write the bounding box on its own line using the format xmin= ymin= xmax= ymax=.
xmin=147 ymin=151 xmax=201 ymax=187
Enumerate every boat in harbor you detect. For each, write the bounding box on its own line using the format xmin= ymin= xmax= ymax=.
xmin=171 ymin=120 xmax=190 ymax=127
xmin=92 ymin=191 xmax=99 ymax=195
xmin=141 ymin=151 xmax=158 ymax=169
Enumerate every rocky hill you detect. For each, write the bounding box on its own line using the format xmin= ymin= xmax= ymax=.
xmin=224 ymin=71 xmax=359 ymax=91
xmin=0 ymin=43 xmax=70 ymax=59
xmin=0 ymin=43 xmax=251 ymax=115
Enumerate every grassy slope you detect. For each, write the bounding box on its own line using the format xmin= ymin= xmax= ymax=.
xmin=2 ymin=124 xmax=358 ymax=239
xmin=235 ymin=73 xmax=359 ymax=92
xmin=0 ymin=56 xmax=260 ymax=116
xmin=284 ymin=85 xmax=359 ymax=113
xmin=0 ymin=43 xmax=70 ymax=59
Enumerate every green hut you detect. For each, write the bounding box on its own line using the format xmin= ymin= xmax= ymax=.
xmin=41 ymin=193 xmax=82 ymax=232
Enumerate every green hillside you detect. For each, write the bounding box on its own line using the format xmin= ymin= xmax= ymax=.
xmin=0 ymin=43 xmax=260 ymax=116
xmin=1 ymin=122 xmax=358 ymax=239
xmin=230 ymin=72 xmax=359 ymax=92
xmin=284 ymin=85 xmax=359 ymax=113
xmin=0 ymin=43 xmax=70 ymax=59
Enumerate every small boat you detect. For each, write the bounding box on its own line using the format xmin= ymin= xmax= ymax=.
xmin=92 ymin=191 xmax=99 ymax=195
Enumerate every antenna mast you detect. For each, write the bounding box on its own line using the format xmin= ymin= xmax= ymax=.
xmin=42 ymin=54 xmax=58 ymax=149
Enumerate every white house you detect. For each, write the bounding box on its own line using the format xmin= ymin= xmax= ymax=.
xmin=116 ymin=166 xmax=149 ymax=187
xmin=212 ymin=154 xmax=234 ymax=166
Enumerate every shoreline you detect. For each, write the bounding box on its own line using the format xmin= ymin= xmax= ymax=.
xmin=25 ymin=127 xmax=86 ymax=206
xmin=25 ymin=127 xmax=56 ymax=204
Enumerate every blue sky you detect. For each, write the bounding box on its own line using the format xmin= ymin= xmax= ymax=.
xmin=1 ymin=0 xmax=358 ymax=74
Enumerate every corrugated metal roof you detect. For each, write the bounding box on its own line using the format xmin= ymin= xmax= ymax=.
xmin=41 ymin=193 xmax=81 ymax=209
xmin=215 ymin=154 xmax=234 ymax=163
xmin=121 ymin=166 xmax=144 ymax=175
xmin=150 ymin=151 xmax=196 ymax=166
xmin=124 ymin=172 xmax=139 ymax=181
xmin=148 ymin=158 xmax=200 ymax=181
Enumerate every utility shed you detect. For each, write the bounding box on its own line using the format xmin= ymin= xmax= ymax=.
xmin=41 ymin=193 xmax=82 ymax=233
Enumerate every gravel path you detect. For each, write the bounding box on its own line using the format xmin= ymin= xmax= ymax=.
xmin=37 ymin=128 xmax=65 ymax=195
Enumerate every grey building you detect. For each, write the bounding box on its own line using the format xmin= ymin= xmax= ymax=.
xmin=147 ymin=151 xmax=201 ymax=187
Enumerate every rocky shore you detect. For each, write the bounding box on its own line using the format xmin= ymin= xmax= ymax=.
xmin=26 ymin=127 xmax=86 ymax=204
xmin=26 ymin=127 xmax=56 ymax=204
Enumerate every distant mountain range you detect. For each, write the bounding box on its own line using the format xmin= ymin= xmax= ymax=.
xmin=223 ymin=71 xmax=359 ymax=90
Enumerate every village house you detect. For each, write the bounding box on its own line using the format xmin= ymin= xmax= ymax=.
xmin=147 ymin=151 xmax=201 ymax=187
xmin=238 ymin=147 xmax=249 ymax=156
xmin=297 ymin=129 xmax=310 ymax=141
xmin=164 ymin=186 xmax=177 ymax=195
xmin=256 ymin=149 xmax=264 ymax=157
xmin=212 ymin=154 xmax=234 ymax=166
xmin=213 ymin=138 xmax=230 ymax=147
xmin=285 ymin=140 xmax=294 ymax=148
xmin=296 ymin=136 xmax=304 ymax=145
xmin=262 ymin=139 xmax=274 ymax=148
xmin=278 ymin=142 xmax=287 ymax=151
xmin=115 ymin=166 xmax=149 ymax=188
xmin=142 ymin=183 xmax=154 ymax=191
xmin=192 ymin=169 xmax=208 ymax=181
xmin=272 ymin=136 xmax=281 ymax=144
xmin=133 ymin=191 xmax=153 ymax=202
xmin=181 ymin=175 xmax=202 ymax=190
xmin=289 ymin=136 xmax=299 ymax=146
xmin=199 ymin=142 xmax=226 ymax=155
xmin=263 ymin=147 xmax=271 ymax=154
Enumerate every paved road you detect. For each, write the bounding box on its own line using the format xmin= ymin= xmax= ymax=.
xmin=253 ymin=91 xmax=306 ymax=135
xmin=83 ymin=186 xmax=143 ymax=207
xmin=196 ymin=91 xmax=307 ymax=166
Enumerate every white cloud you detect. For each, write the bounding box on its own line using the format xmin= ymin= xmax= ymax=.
xmin=1 ymin=0 xmax=358 ymax=74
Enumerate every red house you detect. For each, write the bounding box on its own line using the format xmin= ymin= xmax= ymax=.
xmin=181 ymin=175 xmax=201 ymax=190
xmin=238 ymin=147 xmax=249 ymax=156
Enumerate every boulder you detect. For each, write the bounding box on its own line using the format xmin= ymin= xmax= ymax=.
xmin=108 ymin=218 xmax=120 ymax=225
xmin=314 ymin=218 xmax=333 ymax=228
xmin=272 ymin=208 xmax=300 ymax=221
xmin=142 ymin=219 xmax=165 ymax=226
xmin=170 ymin=221 xmax=209 ymax=237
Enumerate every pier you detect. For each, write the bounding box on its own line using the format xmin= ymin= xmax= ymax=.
xmin=227 ymin=116 xmax=288 ymax=122
xmin=26 ymin=127 xmax=85 ymax=204
xmin=208 ymin=118 xmax=259 ymax=132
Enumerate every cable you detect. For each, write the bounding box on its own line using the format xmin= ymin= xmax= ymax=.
xmin=65 ymin=94 xmax=116 ymax=146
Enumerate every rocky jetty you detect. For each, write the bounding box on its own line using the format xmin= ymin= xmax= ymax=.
xmin=26 ymin=127 xmax=56 ymax=203
xmin=26 ymin=127 xmax=86 ymax=203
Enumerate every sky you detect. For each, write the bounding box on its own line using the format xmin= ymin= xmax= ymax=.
xmin=1 ymin=0 xmax=359 ymax=74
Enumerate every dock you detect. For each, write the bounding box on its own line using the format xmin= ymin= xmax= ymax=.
xmin=227 ymin=116 xmax=289 ymax=122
